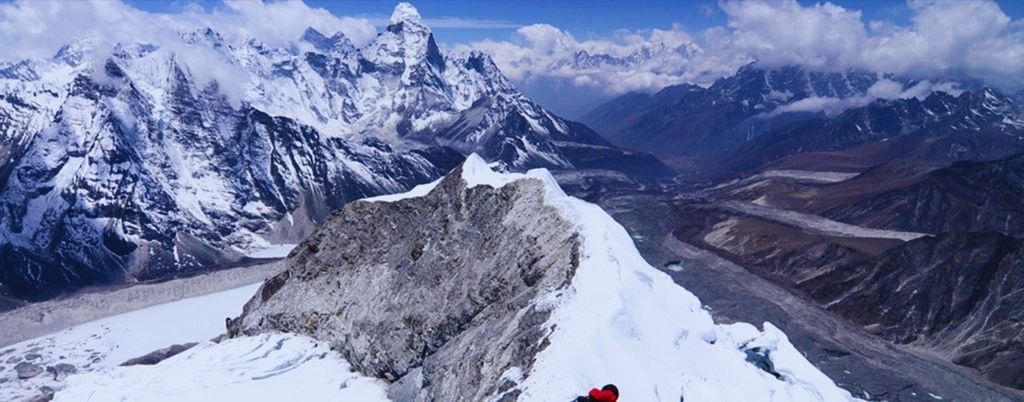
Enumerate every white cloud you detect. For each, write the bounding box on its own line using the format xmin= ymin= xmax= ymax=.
xmin=763 ymin=78 xmax=964 ymax=117
xmin=720 ymin=0 xmax=868 ymax=70
xmin=0 ymin=0 xmax=378 ymax=62
xmin=462 ymin=0 xmax=1024 ymax=98
xmin=724 ymin=0 xmax=1024 ymax=87
xmin=0 ymin=0 xmax=380 ymax=107
xmin=457 ymin=23 xmax=740 ymax=96
xmin=0 ymin=0 xmax=1020 ymax=107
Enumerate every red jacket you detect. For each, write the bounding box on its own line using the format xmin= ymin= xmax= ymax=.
xmin=588 ymin=388 xmax=618 ymax=402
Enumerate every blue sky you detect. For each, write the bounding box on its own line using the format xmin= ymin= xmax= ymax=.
xmin=127 ymin=0 xmax=1024 ymax=46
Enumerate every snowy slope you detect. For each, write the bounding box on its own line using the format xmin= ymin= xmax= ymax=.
xmin=0 ymin=281 xmax=389 ymax=402
xmin=1 ymin=284 xmax=261 ymax=401
xmin=53 ymin=334 xmax=389 ymax=402
xmin=448 ymin=156 xmax=862 ymax=401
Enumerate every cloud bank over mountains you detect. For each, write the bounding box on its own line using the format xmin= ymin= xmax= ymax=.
xmin=465 ymin=0 xmax=1024 ymax=97
xmin=0 ymin=0 xmax=379 ymax=61
xmin=1 ymin=0 xmax=1020 ymax=108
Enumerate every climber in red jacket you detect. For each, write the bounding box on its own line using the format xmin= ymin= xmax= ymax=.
xmin=574 ymin=384 xmax=619 ymax=402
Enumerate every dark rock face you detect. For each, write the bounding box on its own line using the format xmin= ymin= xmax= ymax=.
xmin=45 ymin=363 xmax=76 ymax=381
xmin=823 ymin=154 xmax=1024 ymax=237
xmin=120 ymin=343 xmax=198 ymax=366
xmin=15 ymin=361 xmax=42 ymax=379
xmin=803 ymin=232 xmax=1024 ymax=389
xmin=229 ymin=163 xmax=581 ymax=401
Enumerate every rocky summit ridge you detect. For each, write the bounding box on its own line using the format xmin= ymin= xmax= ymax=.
xmin=228 ymin=155 xmax=860 ymax=402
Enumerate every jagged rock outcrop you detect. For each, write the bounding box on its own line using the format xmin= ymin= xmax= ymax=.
xmin=229 ymin=158 xmax=581 ymax=400
xmin=120 ymin=343 xmax=198 ymax=367
xmin=229 ymin=155 xmax=860 ymax=402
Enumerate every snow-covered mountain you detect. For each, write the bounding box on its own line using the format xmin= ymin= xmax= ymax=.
xmin=0 ymin=3 xmax=667 ymax=301
xmin=581 ymin=64 xmax=885 ymax=159
xmin=583 ymin=63 xmax=1024 ymax=179
xmin=41 ymin=154 xmax=853 ymax=402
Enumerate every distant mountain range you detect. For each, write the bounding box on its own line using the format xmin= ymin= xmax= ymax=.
xmin=583 ymin=64 xmax=1024 ymax=178
xmin=0 ymin=3 xmax=667 ymax=301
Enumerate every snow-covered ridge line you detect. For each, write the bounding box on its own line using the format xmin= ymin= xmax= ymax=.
xmin=365 ymin=154 xmax=861 ymax=401
xmin=43 ymin=155 xmax=861 ymax=401
xmin=363 ymin=154 xmax=557 ymax=202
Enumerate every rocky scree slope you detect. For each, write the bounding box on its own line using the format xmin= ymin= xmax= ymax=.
xmin=0 ymin=3 xmax=666 ymax=300
xmin=229 ymin=155 xmax=860 ymax=402
xmin=803 ymin=231 xmax=1024 ymax=390
xmin=820 ymin=153 xmax=1024 ymax=238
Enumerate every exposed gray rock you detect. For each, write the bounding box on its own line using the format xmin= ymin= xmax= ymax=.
xmin=26 ymin=390 xmax=54 ymax=402
xmin=24 ymin=353 xmax=41 ymax=361
xmin=803 ymin=232 xmax=1024 ymax=389
xmin=121 ymin=343 xmax=198 ymax=366
xmin=743 ymin=347 xmax=781 ymax=379
xmin=45 ymin=363 xmax=77 ymax=380
xmin=15 ymin=361 xmax=42 ymax=379
xmin=229 ymin=163 xmax=581 ymax=401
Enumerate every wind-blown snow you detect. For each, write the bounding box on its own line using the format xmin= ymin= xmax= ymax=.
xmin=513 ymin=167 xmax=860 ymax=401
xmin=1 ymin=284 xmax=261 ymax=401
